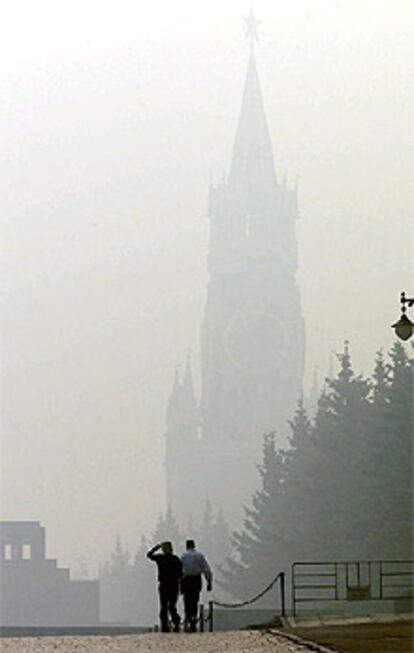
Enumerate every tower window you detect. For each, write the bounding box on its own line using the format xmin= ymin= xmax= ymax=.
xmin=22 ymin=544 xmax=32 ymax=560
xmin=4 ymin=544 xmax=12 ymax=560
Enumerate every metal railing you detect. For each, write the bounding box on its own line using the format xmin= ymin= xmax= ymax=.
xmin=292 ymin=560 xmax=414 ymax=616
xmin=154 ymin=560 xmax=412 ymax=631
xmin=200 ymin=571 xmax=285 ymax=631
xmin=198 ymin=601 xmax=214 ymax=632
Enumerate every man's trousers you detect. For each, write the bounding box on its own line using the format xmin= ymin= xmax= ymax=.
xmin=158 ymin=583 xmax=180 ymax=632
xmin=182 ymin=575 xmax=202 ymax=631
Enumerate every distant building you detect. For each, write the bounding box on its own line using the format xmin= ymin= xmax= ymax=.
xmin=165 ymin=36 xmax=305 ymax=526
xmin=0 ymin=521 xmax=99 ymax=626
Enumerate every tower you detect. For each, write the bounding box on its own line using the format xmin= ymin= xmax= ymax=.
xmin=165 ymin=13 xmax=305 ymax=526
xmin=164 ymin=357 xmax=202 ymax=525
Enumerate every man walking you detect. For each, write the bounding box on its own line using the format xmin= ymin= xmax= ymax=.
xmin=181 ymin=539 xmax=213 ymax=632
xmin=147 ymin=541 xmax=182 ymax=632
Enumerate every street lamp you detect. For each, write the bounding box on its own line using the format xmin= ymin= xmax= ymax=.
xmin=392 ymin=291 xmax=414 ymax=341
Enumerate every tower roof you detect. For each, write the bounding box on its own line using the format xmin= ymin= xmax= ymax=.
xmin=166 ymin=356 xmax=198 ymax=437
xmin=228 ymin=50 xmax=277 ymax=193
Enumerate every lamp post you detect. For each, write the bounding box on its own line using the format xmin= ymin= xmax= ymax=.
xmin=392 ymin=291 xmax=414 ymax=341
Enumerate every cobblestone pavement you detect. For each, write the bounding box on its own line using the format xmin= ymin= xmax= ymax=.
xmin=1 ymin=631 xmax=315 ymax=652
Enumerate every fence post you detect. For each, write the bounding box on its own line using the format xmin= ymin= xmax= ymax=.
xmin=292 ymin=563 xmax=296 ymax=617
xmin=199 ymin=604 xmax=204 ymax=632
xmin=280 ymin=572 xmax=286 ymax=618
xmin=209 ymin=600 xmax=214 ymax=632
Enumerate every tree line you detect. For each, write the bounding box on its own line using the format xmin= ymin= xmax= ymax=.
xmin=99 ymin=503 xmax=230 ymax=625
xmin=100 ymin=341 xmax=412 ymax=618
xmin=220 ymin=341 xmax=413 ymax=600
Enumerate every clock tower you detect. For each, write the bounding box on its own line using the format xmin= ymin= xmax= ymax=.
xmin=198 ymin=40 xmax=305 ymax=519
xmin=165 ymin=14 xmax=305 ymax=526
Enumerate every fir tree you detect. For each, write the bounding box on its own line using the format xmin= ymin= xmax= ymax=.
xmin=371 ymin=349 xmax=391 ymax=405
xmin=275 ymin=399 xmax=313 ymax=549
xmin=186 ymin=515 xmax=195 ymax=541
xmin=366 ymin=342 xmax=413 ymax=557
xmin=104 ymin=534 xmax=131 ymax=575
xmin=211 ymin=509 xmax=231 ymax=569
xmin=220 ymin=432 xmax=290 ymax=603
xmin=284 ymin=398 xmax=312 ymax=478
xmin=152 ymin=504 xmax=182 ymax=549
xmin=298 ymin=342 xmax=371 ymax=558
xmin=132 ymin=536 xmax=158 ymax=626
xmin=100 ymin=535 xmax=134 ymax=624
xmin=270 ymin=342 xmax=371 ymax=561
xmin=355 ymin=349 xmax=392 ymax=557
xmin=134 ymin=535 xmax=149 ymax=568
xmin=198 ymin=500 xmax=214 ymax=551
xmin=219 ymin=342 xmax=412 ymax=605
xmin=196 ymin=503 xmax=231 ymax=574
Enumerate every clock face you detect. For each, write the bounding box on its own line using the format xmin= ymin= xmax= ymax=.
xmin=222 ymin=308 xmax=289 ymax=373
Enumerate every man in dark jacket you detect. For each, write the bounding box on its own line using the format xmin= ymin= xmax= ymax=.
xmin=147 ymin=541 xmax=182 ymax=632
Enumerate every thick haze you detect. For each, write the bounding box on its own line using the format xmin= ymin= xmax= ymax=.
xmin=2 ymin=0 xmax=412 ymax=574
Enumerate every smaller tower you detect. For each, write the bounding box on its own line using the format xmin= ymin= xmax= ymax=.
xmin=164 ymin=356 xmax=202 ymax=525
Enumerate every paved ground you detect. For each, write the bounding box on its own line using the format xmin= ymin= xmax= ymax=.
xmin=0 ymin=630 xmax=315 ymax=652
xmin=3 ymin=618 xmax=412 ymax=652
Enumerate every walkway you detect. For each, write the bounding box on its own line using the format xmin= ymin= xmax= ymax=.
xmin=1 ymin=630 xmax=324 ymax=652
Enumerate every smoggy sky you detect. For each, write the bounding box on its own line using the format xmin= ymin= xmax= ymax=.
xmin=1 ymin=0 xmax=412 ymax=575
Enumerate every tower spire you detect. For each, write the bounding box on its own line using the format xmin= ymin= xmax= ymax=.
xmin=243 ymin=6 xmax=261 ymax=50
xmin=229 ymin=14 xmax=277 ymax=192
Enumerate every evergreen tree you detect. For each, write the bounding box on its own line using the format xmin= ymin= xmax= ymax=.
xmin=220 ymin=432 xmax=290 ymax=603
xmin=223 ymin=340 xmax=413 ymax=607
xmin=197 ymin=501 xmax=214 ymax=554
xmin=100 ymin=535 xmax=134 ymax=624
xmin=211 ymin=509 xmax=231 ymax=570
xmin=152 ymin=504 xmax=182 ymax=549
xmin=195 ymin=502 xmax=231 ymax=576
xmin=287 ymin=398 xmax=313 ymax=452
xmin=365 ymin=342 xmax=413 ymax=557
xmin=133 ymin=535 xmax=149 ymax=568
xmin=289 ymin=342 xmax=371 ymax=559
xmin=371 ymin=349 xmax=391 ymax=405
xmin=132 ymin=536 xmax=158 ymax=626
xmin=354 ymin=349 xmax=392 ymax=557
xmin=275 ymin=399 xmax=314 ymax=551
xmin=104 ymin=534 xmax=131 ymax=575
xmin=186 ymin=515 xmax=195 ymax=541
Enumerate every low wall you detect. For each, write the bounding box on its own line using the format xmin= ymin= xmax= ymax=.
xmin=0 ymin=626 xmax=152 ymax=638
